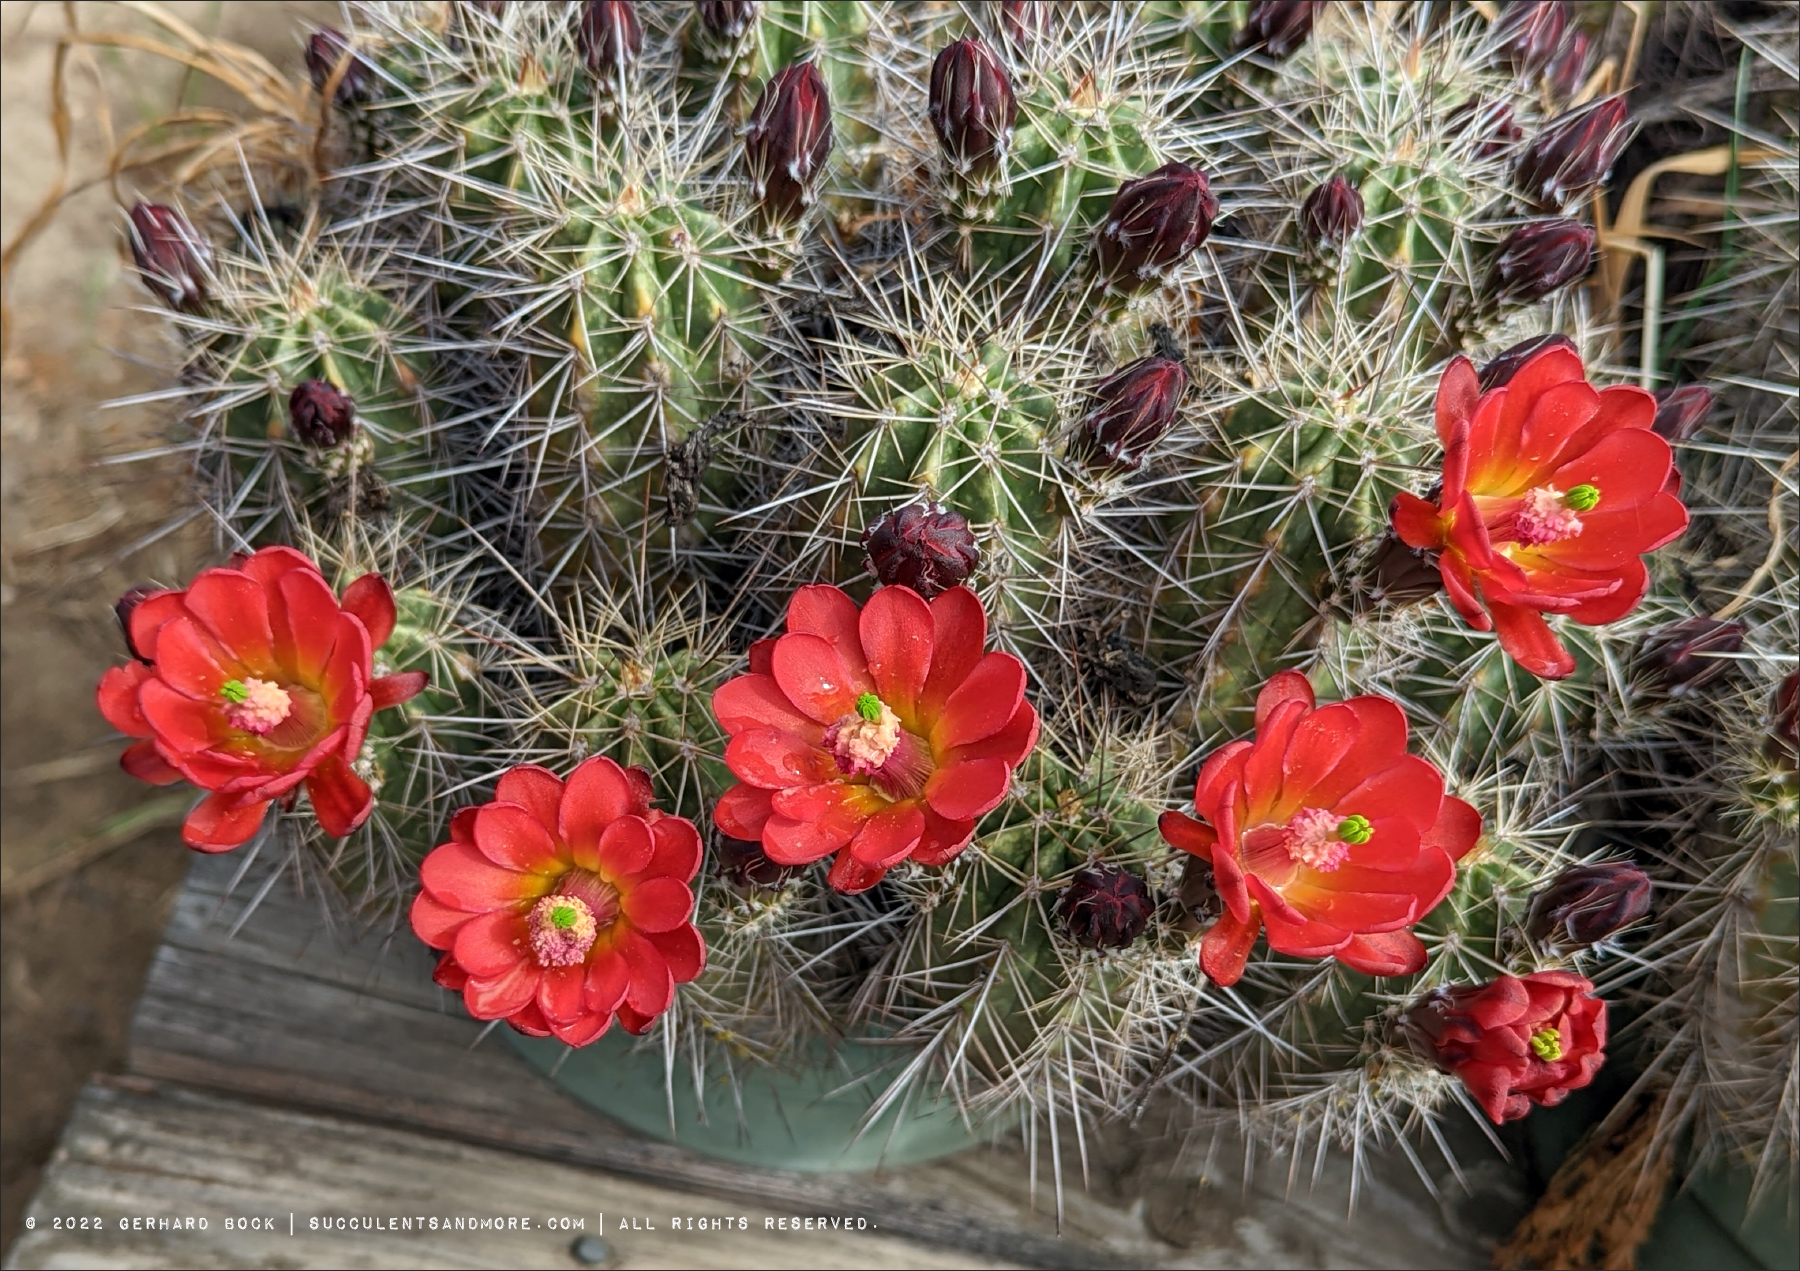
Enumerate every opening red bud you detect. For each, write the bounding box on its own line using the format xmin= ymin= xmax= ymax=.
xmin=1072 ymin=355 xmax=1189 ymax=470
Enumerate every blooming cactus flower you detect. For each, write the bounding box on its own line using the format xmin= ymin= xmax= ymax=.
xmin=95 ymin=547 xmax=428 ymax=851
xmin=712 ymin=584 xmax=1039 ymax=894
xmin=1158 ymin=672 xmax=1481 ymax=987
xmin=1391 ymin=345 xmax=1690 ymax=679
xmin=411 ymin=757 xmax=705 ymax=1046
xmin=1405 ymin=970 xmax=1608 ymax=1123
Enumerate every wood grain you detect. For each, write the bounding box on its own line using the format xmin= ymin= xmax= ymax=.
xmin=11 ymin=851 xmax=1523 ymax=1269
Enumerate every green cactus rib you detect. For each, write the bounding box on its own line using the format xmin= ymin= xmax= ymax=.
xmin=197 ymin=257 xmax=443 ymax=531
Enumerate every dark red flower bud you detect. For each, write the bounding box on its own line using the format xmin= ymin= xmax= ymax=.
xmin=1516 ymin=96 xmax=1631 ymax=209
xmin=698 ymin=1 xmax=758 ymax=41
xmin=1449 ymin=98 xmax=1524 ymax=159
xmin=716 ymin=833 xmax=798 ymax=888
xmin=114 ymin=585 xmax=162 ymax=663
xmin=861 ymin=502 xmax=979 ymax=599
xmin=1073 ymin=355 xmax=1189 ymax=470
xmin=1237 ymin=1 xmax=1322 ymax=59
xmin=1545 ymin=29 xmax=1591 ymax=101
xmin=580 ymin=0 xmax=643 ymax=80
xmin=306 ymin=27 xmax=372 ymax=104
xmin=127 ymin=203 xmax=211 ymax=313
xmin=1639 ymin=616 xmax=1745 ymax=693
xmin=289 ymin=379 xmax=358 ymax=448
xmin=1300 ymin=174 xmax=1364 ymax=248
xmin=1773 ymin=672 xmax=1799 ymax=769
xmin=1094 ymin=162 xmax=1218 ymax=291
xmin=929 ymin=38 xmax=1017 ymax=178
xmin=1000 ymin=0 xmax=1049 ymax=51
xmin=1652 ymin=384 xmax=1713 ymax=442
xmin=1366 ymin=530 xmax=1445 ymax=606
xmin=744 ymin=62 xmax=834 ymax=222
xmin=1485 ymin=218 xmax=1595 ymax=305
xmin=1495 ymin=1 xmax=1568 ymax=74
xmin=1478 ymin=333 xmax=1579 ymax=391
xmin=1526 ymin=861 xmax=1653 ymax=947
xmin=1058 ymin=865 xmax=1155 ymax=949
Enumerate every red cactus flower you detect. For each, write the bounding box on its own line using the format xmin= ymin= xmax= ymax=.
xmin=1391 ymin=345 xmax=1689 ymax=679
xmin=95 ymin=547 xmax=428 ymax=851
xmin=711 ymin=584 xmax=1039 ymax=895
xmin=1405 ymin=970 xmax=1608 ymax=1123
xmin=411 ymin=757 xmax=705 ymax=1046
xmin=1159 ymin=672 xmax=1481 ymax=987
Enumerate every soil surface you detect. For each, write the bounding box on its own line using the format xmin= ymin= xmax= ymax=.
xmin=0 ymin=1 xmax=329 ymax=1253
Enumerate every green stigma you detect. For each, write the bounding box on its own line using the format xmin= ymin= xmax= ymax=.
xmin=550 ymin=904 xmax=580 ymax=930
xmin=1564 ymin=484 xmax=1600 ymax=512
xmin=855 ymin=692 xmax=884 ymax=722
xmin=1528 ymin=1027 xmax=1564 ymax=1061
xmin=220 ymin=679 xmax=250 ymax=704
xmin=1336 ymin=814 xmax=1373 ymax=845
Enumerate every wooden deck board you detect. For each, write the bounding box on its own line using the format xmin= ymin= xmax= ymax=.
xmin=8 ymin=851 xmax=1526 ymax=1269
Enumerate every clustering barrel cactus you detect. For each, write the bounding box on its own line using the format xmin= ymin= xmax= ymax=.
xmin=104 ymin=0 xmax=1796 ymax=1198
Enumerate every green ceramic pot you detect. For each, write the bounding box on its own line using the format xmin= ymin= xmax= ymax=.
xmin=504 ymin=1028 xmax=983 ymax=1171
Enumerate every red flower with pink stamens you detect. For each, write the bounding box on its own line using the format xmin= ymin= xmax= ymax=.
xmin=711 ymin=584 xmax=1039 ymax=895
xmin=1158 ymin=672 xmax=1481 ymax=987
xmin=95 ymin=547 xmax=427 ymax=851
xmin=1405 ymin=970 xmax=1608 ymax=1123
xmin=410 ymin=757 xmax=705 ymax=1046
xmin=1391 ymin=345 xmax=1689 ymax=679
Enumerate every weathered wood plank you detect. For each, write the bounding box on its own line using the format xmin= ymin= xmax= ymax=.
xmin=104 ymin=851 xmax=1514 ymax=1269
xmin=3 ymin=1080 xmax=1010 ymax=1270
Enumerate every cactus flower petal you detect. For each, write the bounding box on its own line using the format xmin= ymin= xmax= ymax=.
xmin=1392 ymin=346 xmax=1688 ymax=679
xmin=412 ymin=757 xmax=704 ymax=1045
xmin=713 ymin=585 xmax=1036 ymax=891
xmin=94 ymin=546 xmax=423 ymax=850
xmin=1163 ymin=674 xmax=1479 ymax=986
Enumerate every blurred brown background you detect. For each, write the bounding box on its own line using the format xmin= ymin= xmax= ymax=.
xmin=0 ymin=1 xmax=330 ymax=1251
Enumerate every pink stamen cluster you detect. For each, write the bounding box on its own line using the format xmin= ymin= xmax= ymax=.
xmin=1514 ymin=486 xmax=1585 ymax=546
xmin=222 ymin=677 xmax=293 ymax=735
xmin=527 ymin=893 xmax=599 ymax=967
xmin=824 ymin=695 xmax=903 ymax=776
xmin=1282 ymin=806 xmax=1351 ymax=872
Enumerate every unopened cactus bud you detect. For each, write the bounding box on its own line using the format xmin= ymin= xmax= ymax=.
xmin=999 ymin=1 xmax=1048 ymax=53
xmin=306 ymin=27 xmax=372 ymax=104
xmin=1652 ymin=385 xmax=1713 ymax=442
xmin=1058 ymin=865 xmax=1155 ymax=949
xmin=744 ymin=62 xmax=833 ymax=222
xmin=1449 ymin=97 xmax=1524 ymax=159
xmin=716 ymin=833 xmax=798 ymax=889
xmin=289 ymin=379 xmax=358 ymax=448
xmin=929 ymin=37 xmax=1016 ymax=179
xmin=114 ymin=585 xmax=162 ymax=663
xmin=1094 ymin=162 xmax=1218 ymax=291
xmin=1478 ymin=333 xmax=1579 ymax=391
xmin=127 ymin=203 xmax=211 ymax=313
xmin=1300 ymin=174 xmax=1364 ymax=249
xmin=862 ymin=502 xmax=979 ymax=599
xmin=1526 ymin=861 xmax=1653 ymax=947
xmin=1485 ymin=218 xmax=1595 ymax=305
xmin=1516 ymin=96 xmax=1630 ymax=209
xmin=697 ymin=1 xmax=758 ymax=42
xmin=1639 ymin=616 xmax=1745 ymax=694
xmin=1072 ymin=355 xmax=1189 ymax=470
xmin=1495 ymin=1 xmax=1568 ymax=73
xmin=1237 ymin=1 xmax=1322 ymax=59
xmin=580 ymin=0 xmax=643 ymax=80
xmin=1773 ymin=672 xmax=1799 ymax=770
xmin=1545 ymin=29 xmax=1591 ymax=100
